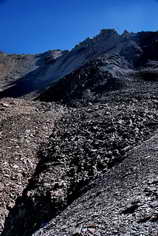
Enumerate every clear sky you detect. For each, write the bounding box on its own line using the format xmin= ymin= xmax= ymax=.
xmin=0 ymin=0 xmax=158 ymax=54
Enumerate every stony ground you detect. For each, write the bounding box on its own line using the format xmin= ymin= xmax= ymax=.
xmin=0 ymin=98 xmax=66 ymax=233
xmin=34 ymin=129 xmax=158 ymax=236
xmin=1 ymin=30 xmax=158 ymax=236
xmin=2 ymin=95 xmax=158 ymax=236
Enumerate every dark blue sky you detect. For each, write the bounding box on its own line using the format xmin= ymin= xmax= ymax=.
xmin=0 ymin=0 xmax=158 ymax=54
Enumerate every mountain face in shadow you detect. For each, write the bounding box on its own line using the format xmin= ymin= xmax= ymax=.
xmin=38 ymin=30 xmax=158 ymax=105
xmin=1 ymin=30 xmax=158 ymax=100
xmin=0 ymin=50 xmax=68 ymax=99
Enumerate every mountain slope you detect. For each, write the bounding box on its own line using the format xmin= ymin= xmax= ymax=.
xmin=2 ymin=95 xmax=158 ymax=236
xmin=1 ymin=29 xmax=158 ymax=236
xmin=1 ymin=30 xmax=158 ymax=100
xmin=34 ymin=130 xmax=158 ymax=236
xmin=0 ymin=98 xmax=66 ymax=234
xmin=38 ymin=54 xmax=158 ymax=105
xmin=38 ymin=31 xmax=158 ymax=105
xmin=0 ymin=50 xmax=67 ymax=99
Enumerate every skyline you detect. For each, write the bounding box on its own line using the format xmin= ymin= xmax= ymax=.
xmin=0 ymin=0 xmax=158 ymax=54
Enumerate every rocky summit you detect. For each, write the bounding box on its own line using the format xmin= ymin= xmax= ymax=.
xmin=0 ymin=29 xmax=158 ymax=236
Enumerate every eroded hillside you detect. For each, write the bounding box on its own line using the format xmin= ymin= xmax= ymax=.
xmin=1 ymin=30 xmax=158 ymax=236
xmin=2 ymin=94 xmax=158 ymax=236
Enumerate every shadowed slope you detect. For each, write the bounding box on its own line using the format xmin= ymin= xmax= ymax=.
xmin=34 ymin=130 xmax=158 ymax=236
xmin=1 ymin=30 xmax=158 ymax=100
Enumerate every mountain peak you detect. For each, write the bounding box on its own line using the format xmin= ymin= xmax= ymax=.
xmin=95 ymin=28 xmax=119 ymax=40
xmin=100 ymin=28 xmax=118 ymax=35
xmin=121 ymin=30 xmax=131 ymax=38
